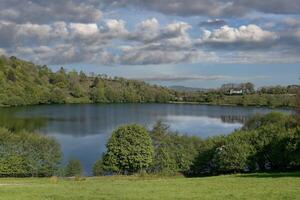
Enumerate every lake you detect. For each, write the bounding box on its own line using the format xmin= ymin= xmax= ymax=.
xmin=0 ymin=104 xmax=292 ymax=174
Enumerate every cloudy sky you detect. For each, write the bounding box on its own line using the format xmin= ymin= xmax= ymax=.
xmin=0 ymin=0 xmax=299 ymax=88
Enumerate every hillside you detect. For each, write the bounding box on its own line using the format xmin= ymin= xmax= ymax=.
xmin=0 ymin=56 xmax=175 ymax=106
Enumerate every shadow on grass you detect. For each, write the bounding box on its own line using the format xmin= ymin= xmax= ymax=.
xmin=238 ymin=172 xmax=300 ymax=178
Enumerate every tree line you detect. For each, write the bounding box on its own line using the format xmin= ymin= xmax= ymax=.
xmin=93 ymin=113 xmax=300 ymax=176
xmin=0 ymin=112 xmax=299 ymax=177
xmin=0 ymin=55 xmax=298 ymax=108
xmin=0 ymin=56 xmax=174 ymax=107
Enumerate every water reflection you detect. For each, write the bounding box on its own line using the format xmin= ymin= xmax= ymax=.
xmin=165 ymin=115 xmax=242 ymax=137
xmin=0 ymin=108 xmax=47 ymax=132
xmin=0 ymin=104 xmax=291 ymax=174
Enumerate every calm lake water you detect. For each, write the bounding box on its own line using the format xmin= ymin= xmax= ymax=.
xmin=0 ymin=104 xmax=292 ymax=174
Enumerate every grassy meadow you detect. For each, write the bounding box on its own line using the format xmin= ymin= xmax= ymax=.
xmin=0 ymin=172 xmax=299 ymax=200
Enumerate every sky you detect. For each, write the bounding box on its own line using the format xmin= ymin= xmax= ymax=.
xmin=0 ymin=0 xmax=300 ymax=88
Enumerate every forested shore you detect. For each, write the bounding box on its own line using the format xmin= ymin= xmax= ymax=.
xmin=1 ymin=112 xmax=299 ymax=177
xmin=0 ymin=56 xmax=299 ymax=108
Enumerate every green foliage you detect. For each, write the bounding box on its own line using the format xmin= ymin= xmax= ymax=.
xmin=0 ymin=127 xmax=61 ymax=177
xmin=0 ymin=56 xmax=175 ymax=107
xmin=65 ymin=159 xmax=83 ymax=177
xmin=92 ymin=159 xmax=105 ymax=176
xmin=191 ymin=113 xmax=300 ymax=176
xmin=103 ymin=124 xmax=153 ymax=174
xmin=149 ymin=121 xmax=202 ymax=175
xmin=213 ymin=135 xmax=254 ymax=173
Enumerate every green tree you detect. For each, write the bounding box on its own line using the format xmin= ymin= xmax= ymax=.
xmin=90 ymin=79 xmax=107 ymax=103
xmin=103 ymin=124 xmax=153 ymax=174
xmin=213 ymin=135 xmax=254 ymax=173
xmin=149 ymin=121 xmax=202 ymax=175
xmin=50 ymin=87 xmax=66 ymax=104
xmin=92 ymin=159 xmax=105 ymax=176
xmin=65 ymin=159 xmax=82 ymax=177
xmin=6 ymin=69 xmax=16 ymax=82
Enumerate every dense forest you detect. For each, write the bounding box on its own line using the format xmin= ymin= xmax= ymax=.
xmin=0 ymin=56 xmax=298 ymax=107
xmin=0 ymin=56 xmax=174 ymax=106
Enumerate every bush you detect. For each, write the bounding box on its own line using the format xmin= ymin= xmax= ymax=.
xmin=190 ymin=113 xmax=300 ymax=175
xmin=0 ymin=127 xmax=61 ymax=177
xmin=65 ymin=159 xmax=83 ymax=177
xmin=213 ymin=135 xmax=254 ymax=173
xmin=92 ymin=159 xmax=105 ymax=176
xmin=103 ymin=124 xmax=153 ymax=174
xmin=149 ymin=121 xmax=202 ymax=175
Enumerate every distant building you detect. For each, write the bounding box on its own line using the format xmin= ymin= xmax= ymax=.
xmin=221 ymin=82 xmax=254 ymax=95
xmin=229 ymin=89 xmax=243 ymax=95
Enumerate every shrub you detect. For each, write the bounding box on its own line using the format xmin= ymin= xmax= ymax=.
xmin=149 ymin=121 xmax=203 ymax=175
xmin=103 ymin=124 xmax=153 ymax=174
xmin=92 ymin=159 xmax=105 ymax=176
xmin=65 ymin=159 xmax=83 ymax=177
xmin=0 ymin=127 xmax=61 ymax=177
xmin=213 ymin=135 xmax=254 ymax=173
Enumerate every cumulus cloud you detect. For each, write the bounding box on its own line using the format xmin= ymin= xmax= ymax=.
xmin=198 ymin=25 xmax=278 ymax=49
xmin=69 ymin=23 xmax=99 ymax=37
xmin=202 ymin=25 xmax=277 ymax=43
xmin=0 ymin=0 xmax=299 ymax=67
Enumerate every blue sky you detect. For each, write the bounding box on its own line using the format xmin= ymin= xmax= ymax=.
xmin=0 ymin=0 xmax=300 ymax=88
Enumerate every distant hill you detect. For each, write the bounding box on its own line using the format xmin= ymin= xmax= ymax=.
xmin=169 ymin=85 xmax=210 ymax=92
xmin=0 ymin=56 xmax=175 ymax=106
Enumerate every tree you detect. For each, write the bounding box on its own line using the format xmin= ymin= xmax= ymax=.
xmin=103 ymin=124 xmax=153 ymax=174
xmin=50 ymin=87 xmax=66 ymax=104
xmin=149 ymin=121 xmax=202 ymax=175
xmin=213 ymin=136 xmax=254 ymax=173
xmin=92 ymin=159 xmax=105 ymax=176
xmin=65 ymin=159 xmax=82 ymax=177
xmin=90 ymin=79 xmax=107 ymax=103
xmin=6 ymin=69 xmax=16 ymax=82
xmin=244 ymin=82 xmax=255 ymax=94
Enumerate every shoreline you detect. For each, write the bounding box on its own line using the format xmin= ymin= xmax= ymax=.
xmin=0 ymin=101 xmax=295 ymax=110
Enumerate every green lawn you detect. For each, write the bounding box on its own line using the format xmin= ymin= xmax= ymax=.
xmin=0 ymin=172 xmax=299 ymax=200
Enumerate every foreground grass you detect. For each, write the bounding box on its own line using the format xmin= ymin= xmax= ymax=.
xmin=0 ymin=172 xmax=299 ymax=200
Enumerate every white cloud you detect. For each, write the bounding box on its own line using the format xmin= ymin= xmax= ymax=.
xmin=135 ymin=18 xmax=160 ymax=42
xmin=69 ymin=23 xmax=99 ymax=36
xmin=0 ymin=48 xmax=6 ymax=55
xmin=105 ymin=19 xmax=128 ymax=35
xmin=16 ymin=23 xmax=53 ymax=39
xmin=201 ymin=25 xmax=277 ymax=43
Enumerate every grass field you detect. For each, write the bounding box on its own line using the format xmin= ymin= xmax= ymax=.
xmin=0 ymin=172 xmax=299 ymax=200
